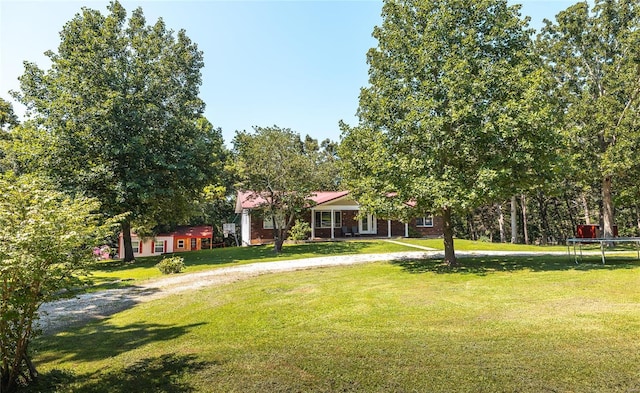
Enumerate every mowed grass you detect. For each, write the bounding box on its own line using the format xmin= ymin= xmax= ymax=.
xmin=89 ymin=237 xmax=589 ymax=288
xmin=398 ymin=237 xmax=587 ymax=252
xmin=31 ymin=254 xmax=640 ymax=392
xmin=87 ymin=239 xmax=417 ymax=287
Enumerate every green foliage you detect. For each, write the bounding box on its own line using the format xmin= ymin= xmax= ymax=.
xmin=0 ymin=98 xmax=19 ymax=174
xmin=233 ymin=126 xmax=330 ymax=253
xmin=340 ymin=0 xmax=558 ymax=264
xmin=0 ymin=173 xmax=114 ymax=392
xmin=0 ymin=98 xmax=18 ymax=131
xmin=12 ymin=0 xmax=227 ymax=261
xmin=537 ymin=0 xmax=640 ymax=238
xmin=155 ymin=256 xmax=185 ymax=275
xmin=287 ymin=219 xmax=311 ymax=242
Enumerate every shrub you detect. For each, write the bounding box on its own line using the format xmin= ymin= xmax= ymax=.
xmin=156 ymin=256 xmax=185 ymax=274
xmin=287 ymin=219 xmax=311 ymax=241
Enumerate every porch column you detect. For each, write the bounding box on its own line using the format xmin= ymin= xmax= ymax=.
xmin=388 ymin=220 xmax=392 ymax=238
xmin=405 ymin=223 xmax=409 ymax=238
xmin=331 ymin=209 xmax=335 ymax=239
xmin=311 ymin=208 xmax=316 ymax=239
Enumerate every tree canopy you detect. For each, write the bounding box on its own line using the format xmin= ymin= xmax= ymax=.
xmin=0 ymin=98 xmax=19 ymax=173
xmin=537 ymin=0 xmax=640 ymax=239
xmin=12 ymin=1 xmax=225 ymax=261
xmin=340 ymin=0 xmax=559 ymax=265
xmin=233 ymin=126 xmax=336 ymax=252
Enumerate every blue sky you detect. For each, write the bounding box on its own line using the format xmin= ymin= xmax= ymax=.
xmin=1 ymin=0 xmax=579 ymax=145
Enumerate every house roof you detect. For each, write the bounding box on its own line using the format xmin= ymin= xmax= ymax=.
xmin=310 ymin=191 xmax=350 ymax=205
xmin=235 ymin=190 xmax=351 ymax=212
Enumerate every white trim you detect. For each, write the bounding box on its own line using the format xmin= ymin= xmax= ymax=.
xmin=359 ymin=214 xmax=377 ymax=235
xmin=313 ymin=204 xmax=359 ymax=211
xmin=416 ymin=215 xmax=434 ymax=227
xmin=405 ymin=223 xmax=409 ymax=237
xmin=311 ymin=208 xmax=316 ymax=239
xmin=388 ymin=220 xmax=392 ymax=238
xmin=241 ymin=209 xmax=251 ymax=246
xmin=314 ymin=210 xmax=342 ymax=229
xmin=331 ymin=209 xmax=335 ymax=239
xmin=154 ymin=240 xmax=165 ymax=253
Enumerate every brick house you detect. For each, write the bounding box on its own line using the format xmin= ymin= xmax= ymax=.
xmin=235 ymin=191 xmax=443 ymax=246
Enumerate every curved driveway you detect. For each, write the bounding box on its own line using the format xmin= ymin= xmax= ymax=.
xmin=38 ymin=249 xmax=568 ymax=334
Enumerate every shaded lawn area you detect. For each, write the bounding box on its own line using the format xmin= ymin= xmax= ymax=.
xmin=30 ymin=255 xmax=640 ymax=392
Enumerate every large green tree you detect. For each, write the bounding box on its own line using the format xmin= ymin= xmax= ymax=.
xmin=538 ymin=0 xmax=640 ymax=239
xmin=0 ymin=98 xmax=19 ymax=173
xmin=233 ymin=126 xmax=326 ymax=253
xmin=13 ymin=1 xmax=224 ymax=261
xmin=0 ymin=98 xmax=17 ymax=132
xmin=0 ymin=173 xmax=114 ymax=392
xmin=340 ymin=0 xmax=558 ymax=265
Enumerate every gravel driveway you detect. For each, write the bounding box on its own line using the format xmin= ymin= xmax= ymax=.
xmin=37 ymin=249 xmax=569 ymax=335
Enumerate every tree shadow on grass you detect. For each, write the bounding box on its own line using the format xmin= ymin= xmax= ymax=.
xmin=36 ymin=321 xmax=206 ymax=363
xmin=391 ymin=254 xmax=640 ymax=275
xmin=27 ymin=353 xmax=210 ymax=393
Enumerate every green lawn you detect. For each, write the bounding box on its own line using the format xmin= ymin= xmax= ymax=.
xmin=31 ymin=254 xmax=640 ymax=392
xmin=398 ymin=237 xmax=582 ymax=251
xmin=87 ymin=239 xmax=417 ymax=287
xmin=86 ymin=238 xmax=629 ymax=290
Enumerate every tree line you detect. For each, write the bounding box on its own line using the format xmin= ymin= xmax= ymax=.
xmin=340 ymin=0 xmax=640 ymax=265
xmin=1 ymin=0 xmax=639 ymax=390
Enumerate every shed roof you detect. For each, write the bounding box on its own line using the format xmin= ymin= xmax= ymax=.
xmin=162 ymin=225 xmax=213 ymax=238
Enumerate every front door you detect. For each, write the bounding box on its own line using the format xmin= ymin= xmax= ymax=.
xmin=191 ymin=238 xmax=198 ymax=251
xmin=359 ymin=214 xmax=377 ymax=235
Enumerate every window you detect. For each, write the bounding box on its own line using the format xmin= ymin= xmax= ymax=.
xmin=315 ymin=211 xmax=341 ymax=228
xmin=154 ymin=241 xmax=164 ymax=253
xmin=132 ymin=241 xmax=140 ymax=253
xmin=177 ymin=239 xmax=185 ymax=248
xmin=416 ymin=215 xmax=434 ymax=227
xmin=263 ymin=213 xmax=285 ymax=229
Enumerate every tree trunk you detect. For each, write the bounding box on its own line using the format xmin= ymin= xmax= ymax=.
xmin=521 ymin=194 xmax=529 ymax=245
xmin=442 ymin=206 xmax=457 ymax=266
xmin=274 ymin=234 xmax=283 ymax=253
xmin=582 ymin=193 xmax=591 ymax=224
xmin=536 ymin=192 xmax=549 ymax=245
xmin=564 ymin=192 xmax=577 ymax=237
xmin=271 ymin=214 xmax=281 ymax=253
xmin=24 ymin=352 xmax=38 ymax=382
xmin=510 ymin=195 xmax=518 ymax=244
xmin=467 ymin=214 xmax=476 ymax=240
xmin=121 ymin=220 xmax=135 ymax=262
xmin=497 ymin=203 xmax=505 ymax=243
xmin=602 ymin=176 xmax=615 ymax=239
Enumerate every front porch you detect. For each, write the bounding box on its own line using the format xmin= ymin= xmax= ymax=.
xmin=310 ymin=198 xmax=409 ymax=240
